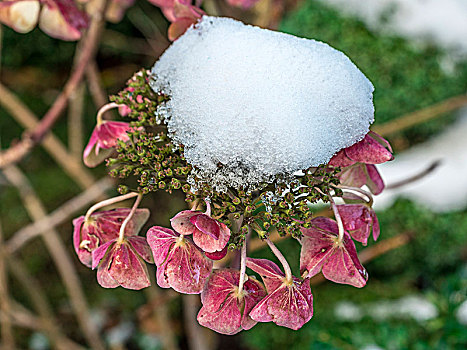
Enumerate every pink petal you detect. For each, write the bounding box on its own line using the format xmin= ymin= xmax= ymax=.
xmin=369 ymin=131 xmax=393 ymax=153
xmin=249 ymin=280 xmax=313 ymax=330
xmin=328 ymin=149 xmax=356 ymax=167
xmin=94 ymin=208 xmax=149 ymax=241
xmin=83 ymin=127 xmax=99 ymax=161
xmin=299 ymin=218 xmax=337 ymax=277
xmin=338 ymin=204 xmax=372 ymax=245
xmin=106 ymin=242 xmax=151 ymax=290
xmin=321 ymin=235 xmax=368 ymax=288
xmin=191 ymin=214 xmax=220 ymax=240
xmin=146 ymin=226 xmax=179 ymax=266
xmin=96 ymin=265 xmax=119 ymax=288
xmin=164 ymin=239 xmax=212 ymax=294
xmin=91 ymin=240 xmax=115 ymax=269
xmin=73 ymin=216 xmax=95 ymax=267
xmin=366 ymin=164 xmax=385 ymax=195
xmin=339 ymin=164 xmax=367 ymax=188
xmin=245 ymin=258 xmax=284 ymax=291
xmin=371 ymin=211 xmax=380 ymax=241
xmin=205 ymin=245 xmax=228 ymax=260
xmin=127 ymin=236 xmax=154 ymax=264
xmin=192 ymin=221 xmax=230 ymax=253
xmin=345 ymin=134 xmax=393 ymax=164
xmin=170 ymin=210 xmax=197 ymax=236
xmin=198 ymin=269 xmax=266 ymax=334
xmin=96 ymin=121 xmax=131 ymax=149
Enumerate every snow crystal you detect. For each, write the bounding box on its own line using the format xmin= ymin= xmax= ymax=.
xmin=150 ymin=16 xmax=374 ymax=189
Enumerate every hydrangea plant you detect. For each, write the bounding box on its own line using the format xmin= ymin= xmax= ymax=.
xmin=72 ymin=16 xmax=393 ymax=333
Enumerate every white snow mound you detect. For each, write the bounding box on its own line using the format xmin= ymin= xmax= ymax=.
xmin=150 ymin=16 xmax=374 ymax=189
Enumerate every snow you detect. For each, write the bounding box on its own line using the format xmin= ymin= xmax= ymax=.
xmin=374 ymin=109 xmax=467 ymax=213
xmin=320 ymin=0 xmax=467 ymax=57
xmin=150 ymin=16 xmax=374 ymax=189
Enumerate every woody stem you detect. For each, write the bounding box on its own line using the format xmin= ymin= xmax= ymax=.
xmin=96 ymin=102 xmax=120 ymax=125
xmin=237 ymin=230 xmax=248 ymax=295
xmin=266 ymin=238 xmax=292 ymax=283
xmin=118 ymin=193 xmax=143 ymax=243
xmin=84 ymin=192 xmax=138 ymax=222
xmin=327 ymin=192 xmax=345 ymax=244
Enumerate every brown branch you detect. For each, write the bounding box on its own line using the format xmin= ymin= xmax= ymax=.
xmin=5 ymin=253 xmax=85 ymax=350
xmin=3 ymin=165 xmax=106 ymax=350
xmin=68 ymin=82 xmax=85 ymax=160
xmin=386 ymin=160 xmax=442 ymax=190
xmin=0 ymin=219 xmax=15 ymax=350
xmin=6 ymin=177 xmax=114 ymax=254
xmin=0 ymin=74 xmax=104 ymax=195
xmin=86 ymin=60 xmax=108 ymax=108
xmin=373 ymin=94 xmax=467 ymax=136
xmin=0 ymin=0 xmax=108 ymax=168
xmin=183 ymin=294 xmax=214 ymax=350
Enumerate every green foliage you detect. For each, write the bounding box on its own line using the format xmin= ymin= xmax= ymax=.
xmin=280 ymin=0 xmax=467 ymax=145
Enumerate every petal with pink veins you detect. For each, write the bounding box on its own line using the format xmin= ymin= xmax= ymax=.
xmin=300 ymin=217 xmax=368 ymax=288
xmin=246 ymin=258 xmax=313 ymax=330
xmin=197 ymin=269 xmax=266 ymax=335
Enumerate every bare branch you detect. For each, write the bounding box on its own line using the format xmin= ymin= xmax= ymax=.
xmin=0 ymin=219 xmax=15 ymax=350
xmin=6 ymin=177 xmax=114 ymax=254
xmin=3 ymin=165 xmax=106 ymax=350
xmin=373 ymin=94 xmax=467 ymax=136
xmin=0 ymin=0 xmax=109 ymax=168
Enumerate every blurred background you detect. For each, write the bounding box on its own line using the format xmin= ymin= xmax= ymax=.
xmin=0 ymin=0 xmax=466 ymax=349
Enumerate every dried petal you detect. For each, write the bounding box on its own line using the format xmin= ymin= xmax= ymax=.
xmin=345 ymin=133 xmax=393 ymax=164
xmin=83 ymin=121 xmax=132 ymax=167
xmin=147 ymin=226 xmax=213 ymax=294
xmin=0 ymin=0 xmax=40 ymax=33
xmin=73 ymin=208 xmax=149 ymax=267
xmin=337 ymin=204 xmax=379 ymax=245
xmin=92 ymin=237 xmax=152 ymax=290
xmin=300 ymin=217 xmax=368 ymax=288
xmin=170 ymin=210 xmax=231 ymax=253
xmin=246 ymin=258 xmax=313 ymax=330
xmin=197 ymin=269 xmax=266 ymax=335
xmin=365 ymin=164 xmax=385 ymax=195
xmin=39 ymin=0 xmax=89 ymax=41
xmin=205 ymin=245 xmax=228 ymax=260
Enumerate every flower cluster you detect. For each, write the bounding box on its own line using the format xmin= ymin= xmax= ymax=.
xmin=72 ymin=69 xmax=393 ymax=333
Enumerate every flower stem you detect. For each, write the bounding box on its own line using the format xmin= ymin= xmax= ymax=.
xmin=84 ymin=192 xmax=139 ymax=222
xmin=336 ymin=185 xmax=373 ymax=206
xmin=327 ymin=192 xmax=345 ymax=245
xmin=266 ymin=238 xmax=293 ymax=283
xmin=118 ymin=192 xmax=143 ymax=243
xmin=96 ymin=102 xmax=119 ymax=125
xmin=237 ymin=229 xmax=248 ymax=295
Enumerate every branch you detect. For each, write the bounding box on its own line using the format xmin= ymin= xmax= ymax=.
xmin=0 ymin=219 xmax=15 ymax=350
xmin=3 ymin=165 xmax=106 ymax=350
xmin=373 ymin=94 xmax=467 ymax=136
xmin=6 ymin=177 xmax=114 ymax=254
xmin=0 ymin=0 xmax=108 ymax=168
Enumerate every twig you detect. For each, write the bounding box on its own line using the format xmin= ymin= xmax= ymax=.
xmin=0 ymin=82 xmax=105 ymax=194
xmin=143 ymin=286 xmax=179 ymax=350
xmin=6 ymin=177 xmax=114 ymax=254
xmin=6 ymin=253 xmax=85 ymax=350
xmin=0 ymin=0 xmax=109 ymax=168
xmin=386 ymin=160 xmax=441 ymax=190
xmin=1 ymin=301 xmax=85 ymax=350
xmin=68 ymin=82 xmax=85 ymax=160
xmin=86 ymin=60 xmax=108 ymax=108
xmin=310 ymin=233 xmax=412 ymax=285
xmin=0 ymin=219 xmax=15 ymax=350
xmin=183 ymin=294 xmax=213 ymax=350
xmin=373 ymin=94 xmax=467 ymax=136
xmin=3 ymin=165 xmax=106 ymax=350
